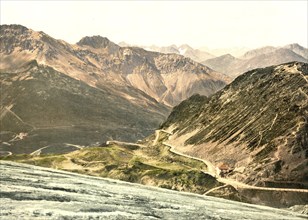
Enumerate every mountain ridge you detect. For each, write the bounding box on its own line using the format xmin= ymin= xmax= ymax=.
xmin=0 ymin=24 xmax=228 ymax=107
xmin=202 ymin=45 xmax=307 ymax=78
xmin=118 ymin=42 xmax=216 ymax=63
xmin=161 ymin=62 xmax=308 ymax=189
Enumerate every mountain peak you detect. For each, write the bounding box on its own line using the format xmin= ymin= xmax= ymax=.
xmin=0 ymin=24 xmax=29 ymax=31
xmin=286 ymin=43 xmax=301 ymax=47
xmin=221 ymin=53 xmax=235 ymax=59
xmin=0 ymin=24 xmax=31 ymax=36
xmin=241 ymin=46 xmax=276 ymax=59
xmin=77 ymin=35 xmax=115 ymax=48
xmin=179 ymin=44 xmax=193 ymax=50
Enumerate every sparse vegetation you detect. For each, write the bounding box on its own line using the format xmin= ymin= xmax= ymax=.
xmin=161 ymin=62 xmax=308 ymax=188
xmin=1 ymin=139 xmax=221 ymax=195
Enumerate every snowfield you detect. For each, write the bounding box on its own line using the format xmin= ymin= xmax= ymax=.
xmin=0 ymin=161 xmax=306 ymax=219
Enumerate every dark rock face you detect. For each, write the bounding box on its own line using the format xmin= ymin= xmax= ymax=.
xmin=162 ymin=62 xmax=308 ymax=188
xmin=0 ymin=62 xmax=169 ymax=154
xmin=77 ymin=36 xmax=116 ymax=49
xmin=0 ymin=25 xmax=42 ymax=54
xmin=1 ymin=161 xmax=306 ymax=219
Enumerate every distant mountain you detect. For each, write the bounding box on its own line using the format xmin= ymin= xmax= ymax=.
xmin=202 ymin=44 xmax=308 ymax=78
xmin=176 ymin=44 xmax=216 ymax=62
xmin=201 ymin=54 xmax=241 ymax=76
xmin=0 ymin=24 xmax=228 ymax=107
xmin=238 ymin=48 xmax=307 ymax=75
xmin=0 ymin=61 xmax=169 ymax=154
xmin=144 ymin=44 xmax=180 ymax=54
xmin=127 ymin=43 xmax=216 ymax=63
xmin=283 ymin=43 xmax=308 ymax=60
xmin=240 ymin=46 xmax=277 ymax=60
xmin=199 ymin=46 xmax=251 ymax=57
xmin=161 ymin=62 xmax=308 ymax=190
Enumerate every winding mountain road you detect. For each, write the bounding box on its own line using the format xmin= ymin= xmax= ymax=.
xmin=156 ymin=130 xmax=308 ymax=193
xmin=106 ymin=140 xmax=145 ymax=148
xmin=30 ymin=143 xmax=85 ymax=156
xmin=0 ymin=151 xmax=13 ymax=156
xmin=103 ymin=130 xmax=308 ymax=194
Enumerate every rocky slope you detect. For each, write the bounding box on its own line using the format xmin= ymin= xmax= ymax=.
xmin=1 ymin=161 xmax=306 ymax=220
xmin=0 ymin=24 xmax=228 ymax=107
xmin=202 ymin=45 xmax=308 ymax=78
xmin=0 ymin=61 xmax=169 ymax=154
xmin=161 ymin=62 xmax=308 ymax=190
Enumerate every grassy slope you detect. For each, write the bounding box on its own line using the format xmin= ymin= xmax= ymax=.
xmin=1 ymin=132 xmax=222 ymax=195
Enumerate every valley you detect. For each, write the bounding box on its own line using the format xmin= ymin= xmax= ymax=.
xmin=0 ymin=60 xmax=169 ymax=155
xmin=0 ymin=129 xmax=221 ymax=196
xmin=0 ymin=24 xmax=228 ymax=155
xmin=2 ymin=125 xmax=308 ymax=208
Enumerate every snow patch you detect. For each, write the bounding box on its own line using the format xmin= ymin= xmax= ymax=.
xmin=179 ymin=48 xmax=187 ymax=55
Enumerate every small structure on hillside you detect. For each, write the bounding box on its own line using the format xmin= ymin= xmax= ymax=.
xmin=217 ymin=162 xmax=233 ymax=177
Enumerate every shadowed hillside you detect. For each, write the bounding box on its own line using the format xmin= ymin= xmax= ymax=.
xmin=0 ymin=61 xmax=169 ymax=154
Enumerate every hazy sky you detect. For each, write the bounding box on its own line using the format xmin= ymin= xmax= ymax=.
xmin=1 ymin=1 xmax=307 ymax=49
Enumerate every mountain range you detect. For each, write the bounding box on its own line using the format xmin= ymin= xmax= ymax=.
xmin=120 ymin=41 xmax=307 ymax=79
xmin=0 ymin=24 xmax=228 ymax=154
xmin=202 ymin=44 xmax=308 ymax=78
xmin=0 ymin=24 xmax=228 ymax=107
xmin=119 ymin=43 xmax=216 ymax=63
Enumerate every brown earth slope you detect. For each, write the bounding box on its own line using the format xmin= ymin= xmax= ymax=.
xmin=161 ymin=62 xmax=308 ymax=190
